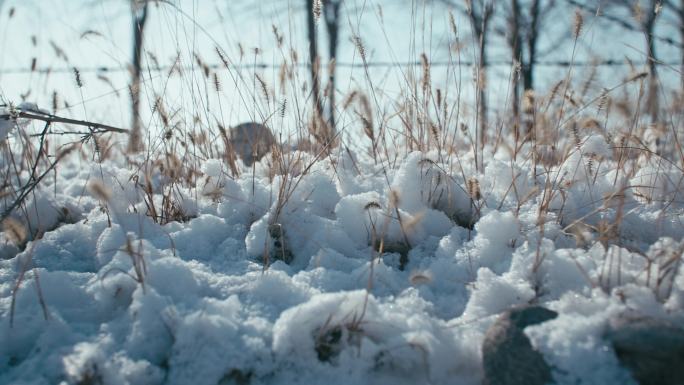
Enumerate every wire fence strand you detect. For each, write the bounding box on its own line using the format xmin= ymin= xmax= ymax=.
xmin=1 ymin=59 xmax=681 ymax=75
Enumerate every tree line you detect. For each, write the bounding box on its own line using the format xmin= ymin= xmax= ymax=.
xmin=124 ymin=0 xmax=684 ymax=152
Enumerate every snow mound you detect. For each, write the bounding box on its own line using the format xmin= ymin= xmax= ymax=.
xmin=1 ymin=149 xmax=683 ymax=385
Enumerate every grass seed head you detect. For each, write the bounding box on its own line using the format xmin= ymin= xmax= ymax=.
xmin=313 ymin=0 xmax=322 ymax=23
xmin=468 ymin=177 xmax=481 ymax=201
xmin=573 ymin=9 xmax=583 ymax=38
xmin=88 ymin=180 xmax=112 ymax=202
xmin=3 ymin=218 xmax=26 ymax=245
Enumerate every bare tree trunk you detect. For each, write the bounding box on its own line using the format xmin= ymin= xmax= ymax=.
xmin=468 ymin=1 xmax=493 ymax=170
xmin=524 ymin=0 xmax=540 ymax=92
xmin=476 ymin=28 xmax=489 ymax=152
xmin=679 ymin=0 xmax=684 ymax=88
xmin=643 ymin=0 xmax=659 ymax=124
xmin=509 ymin=0 xmax=522 ymax=135
xmin=306 ymin=0 xmax=324 ymax=121
xmin=523 ymin=0 xmax=541 ymax=142
xmin=324 ymin=0 xmax=341 ymax=133
xmin=479 ymin=44 xmax=488 ymax=171
xmin=127 ymin=1 xmax=149 ymax=153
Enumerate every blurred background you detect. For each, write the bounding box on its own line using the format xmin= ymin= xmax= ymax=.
xmin=0 ymin=0 xmax=682 ymax=151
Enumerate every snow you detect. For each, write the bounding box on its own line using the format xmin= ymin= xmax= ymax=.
xmin=1 ymin=141 xmax=683 ymax=385
xmin=631 ymin=161 xmax=684 ymax=204
xmin=0 ymin=106 xmax=15 ymax=142
xmin=201 ymin=159 xmax=223 ymax=178
xmin=0 ymin=103 xmax=52 ymax=142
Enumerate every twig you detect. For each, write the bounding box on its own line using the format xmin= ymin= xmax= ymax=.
xmin=0 ymin=145 xmax=76 ymax=223
xmin=5 ymin=111 xmax=129 ymax=134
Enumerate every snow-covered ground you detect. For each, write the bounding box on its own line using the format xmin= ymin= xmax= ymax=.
xmin=1 ymin=131 xmax=683 ymax=385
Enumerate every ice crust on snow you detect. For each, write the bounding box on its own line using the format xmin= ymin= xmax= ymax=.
xmin=1 ymin=145 xmax=683 ymax=385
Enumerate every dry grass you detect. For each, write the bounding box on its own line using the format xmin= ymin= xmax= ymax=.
xmin=1 ymin=0 xmax=683 ymax=321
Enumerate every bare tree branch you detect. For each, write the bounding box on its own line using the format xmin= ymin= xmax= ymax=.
xmin=566 ymin=0 xmax=683 ymax=48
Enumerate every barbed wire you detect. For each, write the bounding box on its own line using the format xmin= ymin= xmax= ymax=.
xmin=1 ymin=58 xmax=680 ymax=75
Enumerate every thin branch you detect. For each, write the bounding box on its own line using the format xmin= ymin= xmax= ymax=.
xmin=566 ymin=0 xmax=684 ymax=48
xmin=1 ymin=111 xmax=128 ymax=134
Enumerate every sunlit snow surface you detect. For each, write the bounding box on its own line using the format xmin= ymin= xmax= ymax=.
xmin=1 ymin=141 xmax=683 ymax=385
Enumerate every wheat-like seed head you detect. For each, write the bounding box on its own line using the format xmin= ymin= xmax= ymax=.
xmin=467 ymin=177 xmax=481 ymax=201
xmin=403 ymin=211 xmax=425 ymax=235
xmin=167 ymin=53 xmax=181 ymax=77
xmin=523 ymin=90 xmax=536 ymax=114
xmin=627 ymin=71 xmax=649 ymax=83
xmin=88 ymin=180 xmax=112 ymax=202
xmin=570 ymin=120 xmax=581 ymax=150
xmin=389 ymin=190 xmax=401 ymax=209
xmin=357 ymin=99 xmax=374 ymax=148
xmin=3 ymin=218 xmax=26 ymax=245
xmin=313 ymin=0 xmax=322 ymax=24
xmin=548 ymin=80 xmax=564 ymax=105
xmin=255 ymin=74 xmax=270 ymax=105
xmin=573 ymin=9 xmax=583 ymax=38
xmin=50 ymin=40 xmax=68 ymax=61
xmin=448 ymin=11 xmax=457 ymax=37
xmin=353 ymin=35 xmax=367 ymax=63
xmin=343 ymin=91 xmax=358 ymax=110
xmin=52 ymin=91 xmax=59 ymax=113
xmin=421 ymin=53 xmax=430 ymax=93
xmin=73 ymin=67 xmax=83 ymax=88
xmin=430 ymin=121 xmax=440 ymax=144
xmin=280 ymin=99 xmax=287 ymax=118
xmin=154 ymin=97 xmax=170 ymax=128
xmin=272 ymin=24 xmax=284 ymax=47
xmin=213 ymin=73 xmax=221 ymax=92
xmin=565 ymin=91 xmax=579 ymax=108
xmin=597 ymin=88 xmax=609 ymax=113
xmin=193 ymin=52 xmax=210 ymax=78
xmin=216 ymin=46 xmax=230 ymax=68
xmin=278 ymin=62 xmax=288 ymax=92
